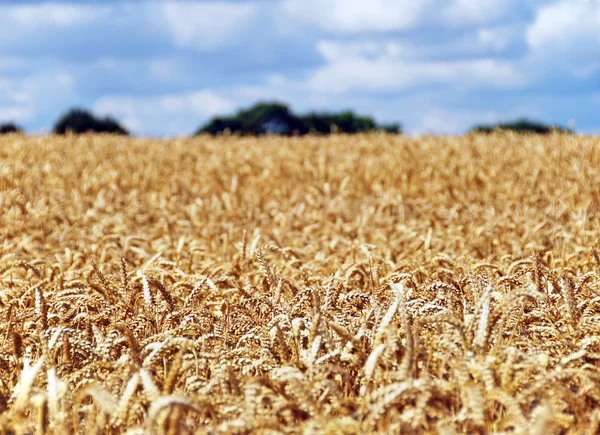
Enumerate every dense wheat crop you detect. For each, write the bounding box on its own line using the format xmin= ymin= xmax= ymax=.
xmin=1 ymin=133 xmax=600 ymax=433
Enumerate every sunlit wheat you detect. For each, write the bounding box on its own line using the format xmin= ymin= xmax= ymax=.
xmin=0 ymin=132 xmax=599 ymax=433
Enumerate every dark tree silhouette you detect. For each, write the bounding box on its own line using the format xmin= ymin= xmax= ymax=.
xmin=196 ymin=117 xmax=244 ymax=135
xmin=300 ymin=110 xmax=399 ymax=134
xmin=197 ymin=102 xmax=307 ymax=136
xmin=196 ymin=102 xmax=402 ymax=136
xmin=239 ymin=102 xmax=307 ymax=136
xmin=378 ymin=122 xmax=402 ymax=134
xmin=301 ymin=111 xmax=374 ymax=133
xmin=0 ymin=122 xmax=24 ymax=134
xmin=53 ymin=108 xmax=128 ymax=135
xmin=470 ymin=118 xmax=572 ymax=134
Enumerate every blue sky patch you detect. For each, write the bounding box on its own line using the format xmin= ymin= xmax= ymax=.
xmin=0 ymin=0 xmax=598 ymax=136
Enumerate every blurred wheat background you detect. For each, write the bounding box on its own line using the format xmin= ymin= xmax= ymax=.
xmin=1 ymin=133 xmax=600 ymax=434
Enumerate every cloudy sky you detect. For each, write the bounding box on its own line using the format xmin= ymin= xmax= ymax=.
xmin=0 ymin=0 xmax=598 ymax=136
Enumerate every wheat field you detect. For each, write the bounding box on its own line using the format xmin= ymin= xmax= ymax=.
xmin=1 ymin=133 xmax=600 ymax=434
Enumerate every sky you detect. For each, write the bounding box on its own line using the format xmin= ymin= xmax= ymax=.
xmin=0 ymin=0 xmax=598 ymax=136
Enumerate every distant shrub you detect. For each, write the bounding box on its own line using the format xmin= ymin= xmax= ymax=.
xmin=241 ymin=102 xmax=308 ymax=136
xmin=53 ymin=108 xmax=128 ymax=135
xmin=196 ymin=102 xmax=307 ymax=136
xmin=197 ymin=117 xmax=244 ymax=136
xmin=0 ymin=122 xmax=24 ymax=134
xmin=301 ymin=111 xmax=377 ymax=134
xmin=470 ymin=118 xmax=573 ymax=134
xmin=378 ymin=122 xmax=402 ymax=134
xmin=196 ymin=101 xmax=402 ymax=136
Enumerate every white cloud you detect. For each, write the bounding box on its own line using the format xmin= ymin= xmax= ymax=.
xmin=282 ymin=0 xmax=428 ymax=33
xmin=162 ymin=1 xmax=258 ymax=50
xmin=526 ymin=0 xmax=600 ymax=51
xmin=282 ymin=0 xmax=524 ymax=33
xmin=0 ymin=3 xmax=108 ymax=28
xmin=316 ymin=29 xmax=519 ymax=63
xmin=0 ymin=71 xmax=75 ymax=105
xmin=0 ymin=106 xmax=34 ymax=122
xmin=307 ymin=41 xmax=526 ymax=94
xmin=316 ymin=40 xmax=415 ymax=62
xmin=416 ymin=108 xmax=501 ymax=135
xmin=55 ymin=72 xmax=74 ymax=89
xmin=94 ymin=90 xmax=236 ymax=136
xmin=443 ymin=0 xmax=517 ymax=26
xmin=233 ymin=38 xmax=529 ymax=123
xmin=235 ymin=73 xmax=334 ymax=111
xmin=524 ymin=0 xmax=600 ymax=79
xmin=414 ymin=104 xmax=545 ymax=135
xmin=160 ymin=91 xmax=234 ymax=115
xmin=147 ymin=57 xmax=200 ymax=83
xmin=477 ymin=27 xmax=512 ymax=51
xmin=149 ymin=58 xmax=183 ymax=81
xmin=0 ymin=69 xmax=77 ymax=129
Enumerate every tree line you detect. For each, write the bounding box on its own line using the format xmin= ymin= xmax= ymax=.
xmin=0 ymin=102 xmax=573 ymax=136
xmin=0 ymin=109 xmax=127 ymax=135
xmin=196 ymin=102 xmax=401 ymax=135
